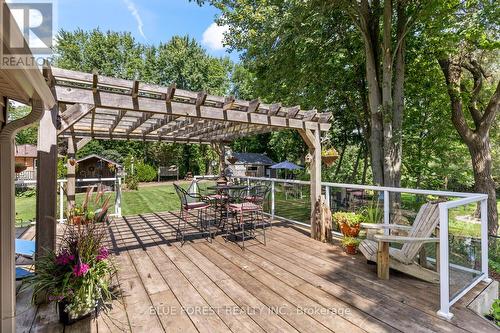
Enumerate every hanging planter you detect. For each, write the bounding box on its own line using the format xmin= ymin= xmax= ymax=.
xmin=15 ymin=163 xmax=27 ymax=173
xmin=68 ymin=158 xmax=76 ymax=166
xmin=321 ymin=148 xmax=339 ymax=167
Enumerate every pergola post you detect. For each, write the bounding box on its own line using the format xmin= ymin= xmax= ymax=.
xmin=298 ymin=128 xmax=322 ymax=239
xmin=66 ymin=137 xmax=76 ymax=207
xmin=36 ymin=104 xmax=59 ymax=258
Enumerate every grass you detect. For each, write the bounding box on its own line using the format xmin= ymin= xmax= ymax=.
xmin=15 ymin=182 xmax=185 ymax=226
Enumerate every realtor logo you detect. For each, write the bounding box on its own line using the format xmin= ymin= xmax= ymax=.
xmin=1 ymin=1 xmax=55 ymax=68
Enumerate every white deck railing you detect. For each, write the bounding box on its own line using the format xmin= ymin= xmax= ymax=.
xmin=16 ymin=177 xmax=122 ymax=222
xmin=194 ymin=174 xmax=491 ymax=319
xmin=17 ymin=175 xmax=491 ymax=319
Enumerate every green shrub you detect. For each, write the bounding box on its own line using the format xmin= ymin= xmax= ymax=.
xmin=125 ymin=175 xmax=138 ymax=190
xmin=16 ymin=188 xmax=36 ymax=198
xmin=487 ymin=299 xmax=500 ymax=326
xmin=135 ymin=162 xmax=157 ymax=182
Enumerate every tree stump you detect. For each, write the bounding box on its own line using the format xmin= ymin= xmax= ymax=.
xmin=312 ymin=195 xmax=332 ymax=243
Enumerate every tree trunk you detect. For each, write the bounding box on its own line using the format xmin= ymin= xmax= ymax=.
xmin=439 ymin=57 xmax=499 ymax=235
xmin=468 ymin=136 xmax=498 ymax=235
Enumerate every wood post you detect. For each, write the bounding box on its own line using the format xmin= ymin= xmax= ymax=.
xmin=298 ymin=128 xmax=322 ymax=240
xmin=0 ymin=97 xmax=15 ymax=332
xmin=36 ymin=104 xmax=59 ymax=258
xmin=377 ymin=241 xmax=390 ymax=279
xmin=66 ymin=137 xmax=76 ymax=208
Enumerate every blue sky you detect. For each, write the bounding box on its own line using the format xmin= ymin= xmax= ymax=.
xmin=54 ymin=0 xmax=238 ymax=61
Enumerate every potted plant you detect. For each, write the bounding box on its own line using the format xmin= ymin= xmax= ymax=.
xmin=23 ymin=217 xmax=116 ymax=325
xmin=67 ymin=187 xmax=111 ymax=225
xmin=341 ymin=236 xmax=360 ymax=255
xmin=332 ymin=212 xmax=363 ymax=237
xmin=15 ymin=162 xmax=27 ymax=173
xmin=321 ymin=148 xmax=339 ymax=166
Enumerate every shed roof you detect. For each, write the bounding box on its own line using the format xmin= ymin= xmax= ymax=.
xmin=232 ymin=152 xmax=275 ymax=165
xmin=76 ymin=154 xmax=122 ymax=167
xmin=15 ymin=144 xmax=37 ymax=158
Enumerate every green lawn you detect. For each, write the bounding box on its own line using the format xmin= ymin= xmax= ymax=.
xmin=15 ymin=182 xmax=185 ymax=225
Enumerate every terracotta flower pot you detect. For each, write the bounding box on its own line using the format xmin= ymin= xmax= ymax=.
xmin=340 ymin=223 xmax=361 ymax=237
xmin=344 ymin=245 xmax=358 ymax=255
xmin=70 ymin=215 xmax=84 ymax=225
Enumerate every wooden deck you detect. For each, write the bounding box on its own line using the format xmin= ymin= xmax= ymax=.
xmin=16 ymin=212 xmax=497 ymax=333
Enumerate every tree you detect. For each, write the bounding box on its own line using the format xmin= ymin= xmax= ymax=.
xmin=422 ymin=0 xmax=499 ymax=234
xmin=438 ymin=57 xmax=498 ymax=234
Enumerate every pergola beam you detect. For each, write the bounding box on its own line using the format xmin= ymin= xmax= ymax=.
xmin=60 ymin=130 xmax=219 ymax=144
xmin=54 ymin=85 xmax=330 ymax=132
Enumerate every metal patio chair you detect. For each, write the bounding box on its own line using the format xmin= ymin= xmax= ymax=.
xmin=225 ymin=185 xmax=270 ymax=249
xmin=173 ymin=183 xmax=212 ymax=244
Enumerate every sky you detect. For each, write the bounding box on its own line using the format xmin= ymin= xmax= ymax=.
xmin=53 ymin=0 xmax=238 ymax=62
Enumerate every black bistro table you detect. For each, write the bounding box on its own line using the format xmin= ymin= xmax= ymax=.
xmin=206 ymin=184 xmax=248 ymax=229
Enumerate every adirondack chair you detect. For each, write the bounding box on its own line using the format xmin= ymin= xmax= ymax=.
xmin=359 ymin=201 xmax=441 ymax=283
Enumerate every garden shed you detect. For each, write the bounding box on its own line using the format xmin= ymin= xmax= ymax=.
xmin=227 ymin=152 xmax=276 ymax=177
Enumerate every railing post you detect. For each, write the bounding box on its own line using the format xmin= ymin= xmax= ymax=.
xmin=437 ymin=203 xmax=453 ymax=319
xmin=59 ymin=180 xmax=64 ymax=223
xmin=383 ymin=190 xmax=390 ymax=235
xmin=480 ymin=198 xmax=492 ymax=282
xmin=325 ymin=185 xmax=330 ymax=209
xmin=115 ymin=177 xmax=122 ymax=217
xmin=271 ymin=181 xmax=275 ymax=219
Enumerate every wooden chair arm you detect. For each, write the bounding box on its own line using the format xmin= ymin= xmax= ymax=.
xmin=373 ymin=234 xmax=439 ymax=244
xmin=360 ymin=223 xmax=412 ymax=231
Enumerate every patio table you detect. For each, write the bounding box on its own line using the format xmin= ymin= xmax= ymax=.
xmin=206 ymin=185 xmax=248 ymax=229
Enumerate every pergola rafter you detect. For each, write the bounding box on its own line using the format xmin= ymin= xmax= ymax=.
xmin=50 ymin=67 xmax=331 ymax=144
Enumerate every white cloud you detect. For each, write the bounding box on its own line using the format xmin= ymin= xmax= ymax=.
xmin=123 ymin=0 xmax=147 ymax=40
xmin=202 ymin=23 xmax=228 ymax=51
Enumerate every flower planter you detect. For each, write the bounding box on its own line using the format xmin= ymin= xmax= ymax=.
xmin=340 ymin=223 xmax=361 ymax=237
xmin=15 ymin=164 xmax=27 ymax=173
xmin=70 ymin=215 xmax=86 ymax=225
xmin=321 ymin=155 xmax=338 ymax=167
xmin=58 ymin=301 xmax=96 ymax=325
xmin=344 ymin=245 xmax=358 ymax=255
xmin=227 ymin=157 xmax=238 ymax=164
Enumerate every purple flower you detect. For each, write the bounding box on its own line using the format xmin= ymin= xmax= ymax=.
xmin=55 ymin=251 xmax=75 ymax=266
xmin=73 ymin=262 xmax=90 ymax=277
xmin=96 ymin=247 xmax=109 ymax=261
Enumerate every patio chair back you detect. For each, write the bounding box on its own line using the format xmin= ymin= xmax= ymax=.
xmin=400 ymin=201 xmax=440 ymax=263
xmin=246 ymin=185 xmax=270 ymax=207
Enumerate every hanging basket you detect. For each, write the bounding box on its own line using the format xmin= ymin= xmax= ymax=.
xmin=321 ymin=148 xmax=339 ymax=167
xmin=227 ymin=156 xmax=238 ymax=165
xmin=15 ymin=163 xmax=27 ymax=173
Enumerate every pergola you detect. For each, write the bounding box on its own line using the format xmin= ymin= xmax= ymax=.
xmin=35 ymin=66 xmax=332 ymax=250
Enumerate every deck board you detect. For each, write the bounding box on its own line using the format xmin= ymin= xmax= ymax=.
xmin=16 ymin=212 xmax=497 ymax=333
